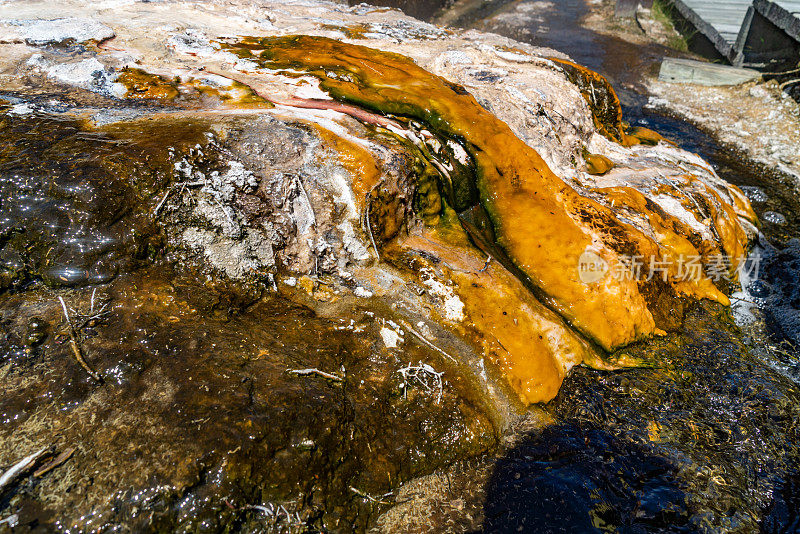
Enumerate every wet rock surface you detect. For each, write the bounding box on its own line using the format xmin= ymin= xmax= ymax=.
xmin=369 ymin=1 xmax=800 ymax=532
xmin=0 ymin=0 xmax=791 ymax=532
xmin=0 ymin=268 xmax=495 ymax=532
xmin=541 ymin=303 xmax=800 ymax=533
xmin=0 ymin=0 xmax=761 ymax=404
xmin=0 ymin=112 xmax=177 ymax=290
xmin=376 ymin=303 xmax=800 ymax=533
xmin=0 ymin=107 xmax=497 ymax=532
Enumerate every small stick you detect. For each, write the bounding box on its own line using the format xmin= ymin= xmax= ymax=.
xmin=0 ymin=447 xmax=47 ymax=493
xmin=287 ymin=368 xmax=343 ymax=382
xmin=349 ymin=486 xmax=394 ymax=505
xmin=364 ymin=183 xmax=382 ymax=263
xmin=153 ymin=186 xmax=174 ymax=215
xmin=490 ymin=333 xmax=511 ymax=355
xmin=212 ymin=197 xmax=238 ymax=229
xmin=75 ymin=309 xmax=111 ymax=332
xmin=400 ymin=320 xmax=457 ymax=362
xmin=779 ymin=78 xmax=800 ymax=91
xmin=58 ymin=297 xmax=102 ymax=383
xmin=295 ymin=176 xmax=316 ymax=228
xmin=34 ymin=447 xmax=76 ymax=478
xmin=762 ymin=66 xmax=800 ymax=76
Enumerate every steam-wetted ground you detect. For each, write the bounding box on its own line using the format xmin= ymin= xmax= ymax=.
xmin=366 ymin=0 xmax=800 ymax=531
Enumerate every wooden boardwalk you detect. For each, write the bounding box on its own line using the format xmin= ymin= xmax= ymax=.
xmin=677 ymin=0 xmax=752 ymax=50
xmin=753 ymin=0 xmax=800 ymax=42
xmin=670 ymin=0 xmax=753 ymax=58
xmin=668 ymin=0 xmax=800 ymax=66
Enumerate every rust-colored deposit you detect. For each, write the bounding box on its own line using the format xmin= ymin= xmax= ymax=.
xmin=200 ymin=35 xmax=751 ymax=403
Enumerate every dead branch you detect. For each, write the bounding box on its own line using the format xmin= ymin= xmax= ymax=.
xmin=349 ymin=486 xmax=395 ymax=505
xmin=34 ymin=447 xmax=76 ymax=478
xmin=397 ymin=361 xmax=444 ymax=403
xmin=242 ymin=502 xmax=305 ymax=530
xmin=153 ymin=185 xmax=175 ymax=215
xmin=363 ymin=182 xmax=382 ymax=263
xmin=58 ymin=297 xmax=102 ymax=383
xmin=295 ymin=176 xmax=316 ymax=228
xmin=400 ymin=320 xmax=456 ymax=362
xmin=0 ymin=447 xmax=47 ymax=493
xmin=762 ymin=66 xmax=800 ymax=77
xmin=287 ymin=368 xmax=343 ymax=382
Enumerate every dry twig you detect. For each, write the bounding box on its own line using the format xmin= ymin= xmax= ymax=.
xmin=349 ymin=486 xmax=395 ymax=505
xmin=242 ymin=502 xmax=305 ymax=532
xmin=397 ymin=361 xmax=445 ymax=403
xmin=762 ymin=66 xmax=800 ymax=77
xmin=153 ymin=186 xmax=174 ymax=215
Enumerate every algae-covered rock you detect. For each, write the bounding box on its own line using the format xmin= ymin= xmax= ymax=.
xmin=0 ymin=114 xmax=496 ymax=532
xmin=0 ymin=0 xmax=753 ymax=416
xmin=0 ymin=0 xmax=762 ymax=530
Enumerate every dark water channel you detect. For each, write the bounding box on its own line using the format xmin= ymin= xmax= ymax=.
xmin=364 ymin=0 xmax=800 ymax=531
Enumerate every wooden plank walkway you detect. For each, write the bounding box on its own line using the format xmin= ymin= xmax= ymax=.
xmin=670 ymin=0 xmax=753 ymax=57
xmin=754 ymin=0 xmax=800 ymax=41
xmin=658 ymin=57 xmax=761 ymax=84
xmin=668 ymin=0 xmax=800 ymax=65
